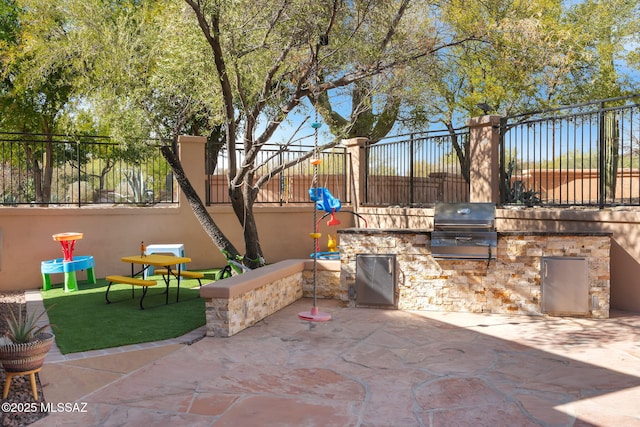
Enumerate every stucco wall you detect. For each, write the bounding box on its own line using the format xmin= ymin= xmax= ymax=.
xmin=0 ymin=203 xmax=351 ymax=292
xmin=0 ymin=135 xmax=354 ymax=292
xmin=3 ymin=129 xmax=640 ymax=314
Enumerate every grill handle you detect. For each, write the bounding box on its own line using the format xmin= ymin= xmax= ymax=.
xmin=455 ymin=236 xmax=473 ymax=242
xmin=435 ymin=222 xmax=494 ymax=229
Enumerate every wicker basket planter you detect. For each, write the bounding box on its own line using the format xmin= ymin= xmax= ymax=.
xmin=0 ymin=333 xmax=54 ymax=372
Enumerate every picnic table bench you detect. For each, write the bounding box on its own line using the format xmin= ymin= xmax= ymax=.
xmin=153 ymin=269 xmax=204 ymax=287
xmin=105 ymin=275 xmax=157 ymax=310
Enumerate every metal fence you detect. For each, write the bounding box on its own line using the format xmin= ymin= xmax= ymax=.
xmin=363 ymin=129 xmax=470 ymax=206
xmin=0 ymin=132 xmax=176 ymax=206
xmin=206 ymin=144 xmax=350 ymax=205
xmin=500 ymin=94 xmax=640 ymax=207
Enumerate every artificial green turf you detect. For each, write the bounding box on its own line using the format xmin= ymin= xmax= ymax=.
xmin=41 ymin=270 xmax=219 ymax=354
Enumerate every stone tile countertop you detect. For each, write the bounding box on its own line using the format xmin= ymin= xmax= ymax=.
xmin=338 ymin=228 xmax=612 ymax=236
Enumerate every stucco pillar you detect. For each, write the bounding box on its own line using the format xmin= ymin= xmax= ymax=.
xmin=177 ymin=135 xmax=207 ymax=204
xmin=467 ymin=115 xmax=502 ymax=203
xmin=343 ymin=137 xmax=368 ymax=217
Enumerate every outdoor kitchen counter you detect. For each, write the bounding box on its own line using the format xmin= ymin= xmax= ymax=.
xmin=497 ymin=230 xmax=612 ymax=236
xmin=337 ymin=227 xmax=611 ymax=318
xmin=338 ymin=228 xmax=430 ymax=234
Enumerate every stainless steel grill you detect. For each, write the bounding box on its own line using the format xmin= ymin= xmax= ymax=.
xmin=431 ymin=202 xmax=497 ymax=261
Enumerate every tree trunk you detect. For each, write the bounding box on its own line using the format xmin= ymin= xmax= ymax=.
xmin=42 ymin=138 xmax=53 ymax=204
xmin=229 ymin=174 xmax=265 ymax=269
xmin=23 ymin=144 xmax=46 ymax=205
xmin=447 ymin=122 xmax=470 ymax=185
xmin=241 ymin=195 xmax=264 ymax=269
xmin=160 ymin=146 xmax=241 ymax=260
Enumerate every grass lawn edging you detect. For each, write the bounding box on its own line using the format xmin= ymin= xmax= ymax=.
xmin=42 ymin=277 xmax=206 ymax=354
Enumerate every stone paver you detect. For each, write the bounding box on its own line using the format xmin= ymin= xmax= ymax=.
xmin=31 ymin=299 xmax=640 ymax=426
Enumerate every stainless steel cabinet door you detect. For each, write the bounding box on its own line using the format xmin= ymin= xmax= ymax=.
xmin=355 ymin=254 xmax=396 ymax=308
xmin=541 ymin=257 xmax=589 ymax=315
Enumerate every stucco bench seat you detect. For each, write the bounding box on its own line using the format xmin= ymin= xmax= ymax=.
xmin=200 ymin=259 xmax=306 ymax=299
xmin=199 ymin=259 xmax=340 ymax=337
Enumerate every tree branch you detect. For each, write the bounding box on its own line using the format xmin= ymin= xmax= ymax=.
xmin=380 ymin=0 xmax=410 ymax=52
xmin=184 ymin=0 xmax=238 ymax=177
xmin=254 ymin=138 xmax=342 ymax=189
xmin=160 ymin=145 xmax=240 ymax=257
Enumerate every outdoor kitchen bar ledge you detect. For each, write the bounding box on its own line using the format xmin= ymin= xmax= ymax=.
xmin=337 ymin=228 xmax=612 ymax=319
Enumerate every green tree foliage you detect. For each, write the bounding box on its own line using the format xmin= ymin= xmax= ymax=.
xmin=402 ymin=0 xmax=640 ymax=184
xmin=4 ymin=0 xmax=639 ymax=264
xmin=0 ymin=0 xmax=77 ymax=203
xmin=60 ymin=0 xmax=222 ymax=145
xmin=408 ymin=0 xmax=579 ymax=123
xmin=2 ymin=0 xmax=214 ymax=206
xmin=310 ymin=0 xmax=437 ymax=142
xmin=561 ymin=0 xmax=640 ymax=102
xmin=182 ymin=0 xmax=442 ymax=266
xmin=0 ymin=0 xmax=19 ymax=96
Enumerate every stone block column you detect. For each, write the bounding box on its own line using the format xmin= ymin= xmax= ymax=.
xmin=344 ymin=137 xmax=368 ymax=225
xmin=467 ymin=115 xmax=502 ymax=203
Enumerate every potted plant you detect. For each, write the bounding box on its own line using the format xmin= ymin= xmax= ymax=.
xmin=0 ymin=305 xmax=54 ymax=372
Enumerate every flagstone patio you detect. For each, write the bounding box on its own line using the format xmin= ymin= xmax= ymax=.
xmin=31 ymin=297 xmax=640 ymax=426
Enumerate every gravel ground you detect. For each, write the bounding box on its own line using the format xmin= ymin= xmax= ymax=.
xmin=0 ymin=292 xmax=49 ymax=427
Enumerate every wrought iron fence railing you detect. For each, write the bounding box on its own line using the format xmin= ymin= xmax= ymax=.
xmin=0 ymin=132 xmax=176 ymax=206
xmin=206 ymin=144 xmax=350 ymax=205
xmin=500 ymin=94 xmax=640 ymax=207
xmin=363 ymin=129 xmax=470 ymax=207
xmin=12 ymin=94 xmax=635 ymax=210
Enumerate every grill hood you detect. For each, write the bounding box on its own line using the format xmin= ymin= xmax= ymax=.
xmin=432 ymin=203 xmax=497 ymax=261
xmin=433 ymin=202 xmax=495 ymax=230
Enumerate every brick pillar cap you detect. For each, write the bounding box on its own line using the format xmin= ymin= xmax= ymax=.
xmin=343 ymin=137 xmax=368 ymax=147
xmin=466 ymin=115 xmax=502 ymax=127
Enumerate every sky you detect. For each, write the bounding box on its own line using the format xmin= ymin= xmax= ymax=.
xmin=262 ymin=98 xmax=339 ymax=149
